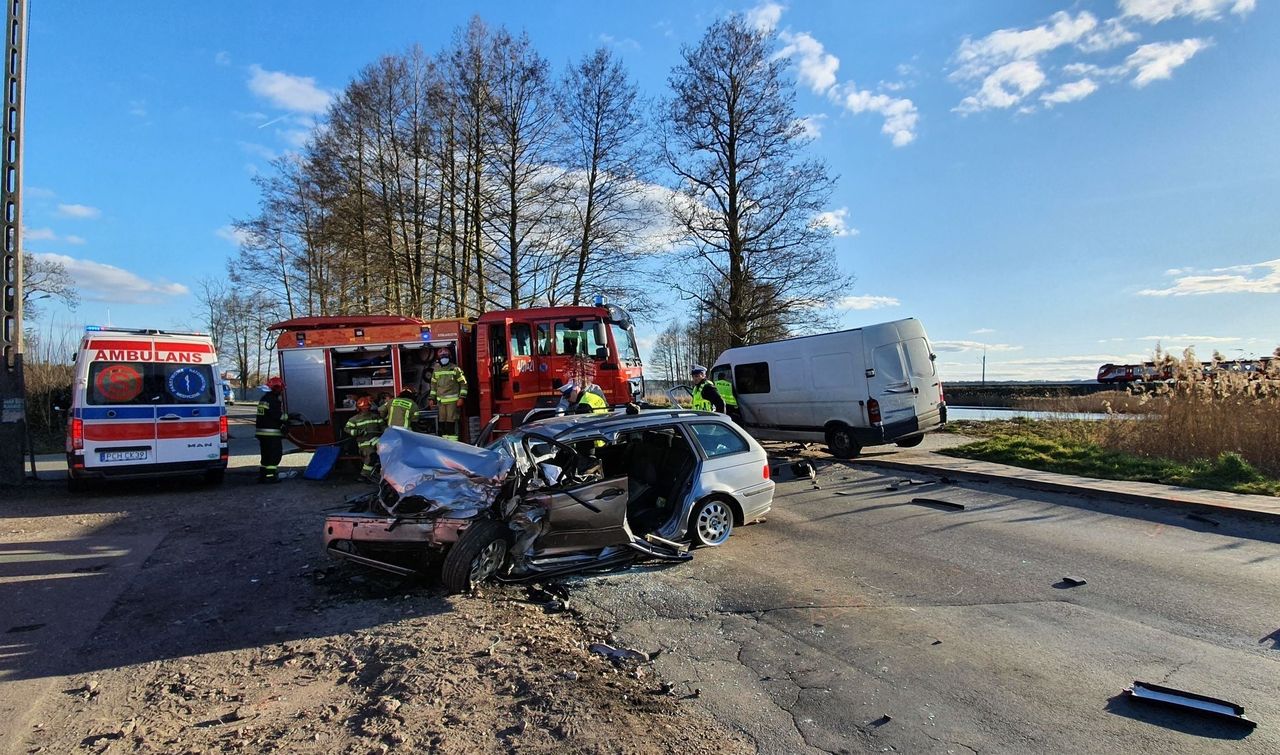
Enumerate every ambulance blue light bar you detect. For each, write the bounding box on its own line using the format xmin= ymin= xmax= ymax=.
xmin=84 ymin=325 xmax=209 ymax=337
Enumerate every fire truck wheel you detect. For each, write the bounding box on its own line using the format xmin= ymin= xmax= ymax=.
xmin=441 ymin=519 xmax=511 ymax=593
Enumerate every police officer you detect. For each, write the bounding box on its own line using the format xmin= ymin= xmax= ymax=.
xmin=255 ymin=376 xmax=287 ymax=483
xmin=689 ymin=365 xmax=725 ymax=413
xmin=574 ymin=382 xmax=609 ymax=414
xmin=381 ymin=387 xmax=419 ymax=430
xmin=713 ymin=368 xmax=740 ymax=421
xmin=429 ymin=348 xmax=468 ymax=441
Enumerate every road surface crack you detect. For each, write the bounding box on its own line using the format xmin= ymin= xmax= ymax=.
xmin=924 ymin=731 xmax=980 ymax=754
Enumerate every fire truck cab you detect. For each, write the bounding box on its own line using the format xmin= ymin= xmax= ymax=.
xmin=269 ymin=303 xmax=643 ymax=447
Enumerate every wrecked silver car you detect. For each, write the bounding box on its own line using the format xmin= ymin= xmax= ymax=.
xmin=323 ymin=410 xmax=775 ymax=592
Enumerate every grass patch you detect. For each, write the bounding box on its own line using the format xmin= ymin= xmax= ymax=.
xmin=940 ymin=429 xmax=1280 ymax=497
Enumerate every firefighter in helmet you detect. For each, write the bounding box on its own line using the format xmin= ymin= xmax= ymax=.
xmin=428 ymin=347 xmax=468 ymax=441
xmin=255 ymin=376 xmax=287 ymax=483
xmin=381 ymin=386 xmax=419 ymax=430
xmin=345 ymin=396 xmax=386 ymax=482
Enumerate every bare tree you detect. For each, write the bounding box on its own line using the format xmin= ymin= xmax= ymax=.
xmin=556 ymin=47 xmax=659 ymax=312
xmin=663 ymin=16 xmax=849 ymax=348
xmin=483 ymin=27 xmax=563 ymax=308
xmin=21 ymin=253 xmax=79 ymax=320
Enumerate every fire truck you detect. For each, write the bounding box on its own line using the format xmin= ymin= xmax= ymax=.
xmin=268 ymin=303 xmax=644 ymax=447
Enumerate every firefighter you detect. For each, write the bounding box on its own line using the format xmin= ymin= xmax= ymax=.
xmin=345 ymin=396 xmax=386 ymax=482
xmin=381 ymin=387 xmax=419 ymax=430
xmin=255 ymin=376 xmax=287 ymax=483
xmin=713 ymin=369 xmax=740 ymax=422
xmin=689 ymin=365 xmax=725 ymax=413
xmin=429 ymin=348 xmax=468 ymax=441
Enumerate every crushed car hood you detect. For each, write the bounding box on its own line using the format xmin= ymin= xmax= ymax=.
xmin=377 ymin=427 xmax=514 ymax=517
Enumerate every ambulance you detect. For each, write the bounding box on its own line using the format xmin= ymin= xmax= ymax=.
xmin=65 ymin=326 xmax=229 ymax=491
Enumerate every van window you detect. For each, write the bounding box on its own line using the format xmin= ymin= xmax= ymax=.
xmin=87 ymin=362 xmax=217 ymax=405
xmin=873 ymin=344 xmax=907 ymax=384
xmin=734 ymin=362 xmax=771 ymax=394
xmin=710 ymin=364 xmax=732 ymax=383
xmin=689 ymin=422 xmax=750 ymax=458
xmin=903 ymin=338 xmax=935 ymax=379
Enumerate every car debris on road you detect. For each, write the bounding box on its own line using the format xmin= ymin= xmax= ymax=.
xmin=1124 ymin=681 xmax=1258 ymax=729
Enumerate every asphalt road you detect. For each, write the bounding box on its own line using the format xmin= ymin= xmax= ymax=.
xmin=571 ymin=461 xmax=1280 ymax=754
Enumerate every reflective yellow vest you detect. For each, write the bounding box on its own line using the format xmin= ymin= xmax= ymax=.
xmin=578 ymin=390 xmax=609 ymax=413
xmin=430 ymin=365 xmax=468 ymax=402
xmin=383 ymin=396 xmax=417 ymax=428
xmin=691 ymin=379 xmax=715 ymax=411
xmin=344 ymin=411 xmax=385 ymax=450
xmin=715 ymin=379 xmax=738 ymax=408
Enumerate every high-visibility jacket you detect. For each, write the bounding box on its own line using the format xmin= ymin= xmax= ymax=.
xmin=715 ymin=379 xmax=738 ymax=408
xmin=430 ymin=365 xmax=468 ymax=402
xmin=691 ymin=379 xmax=722 ymax=412
xmin=578 ymin=389 xmax=608 ymax=414
xmin=382 ymin=396 xmax=418 ymax=429
xmin=344 ymin=411 xmax=386 ymax=450
xmin=255 ymin=391 xmax=287 ymax=437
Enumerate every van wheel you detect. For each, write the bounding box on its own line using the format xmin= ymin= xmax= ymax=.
xmin=895 ymin=435 xmax=924 ymax=448
xmin=441 ymin=519 xmax=510 ymax=593
xmin=825 ymin=425 xmax=861 ymax=459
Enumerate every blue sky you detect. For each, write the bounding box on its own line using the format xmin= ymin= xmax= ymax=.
xmin=21 ymin=0 xmax=1280 ymax=380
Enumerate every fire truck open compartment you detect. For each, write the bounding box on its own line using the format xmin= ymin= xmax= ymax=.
xmin=269 ymin=305 xmax=645 ymax=449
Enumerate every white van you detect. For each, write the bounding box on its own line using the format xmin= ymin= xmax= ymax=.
xmin=65 ymin=327 xmax=228 ymax=490
xmin=709 ymin=318 xmax=945 ymax=458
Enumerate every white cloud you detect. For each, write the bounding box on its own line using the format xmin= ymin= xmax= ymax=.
xmin=277 ymin=128 xmax=312 ymax=149
xmin=1078 ymin=18 xmax=1140 ymax=53
xmin=796 ymin=113 xmax=827 ymax=139
xmin=777 ymin=31 xmax=840 ymax=94
xmin=247 ymin=64 xmax=332 ymax=114
xmin=1139 ymin=334 xmax=1241 ymax=343
xmin=812 ymin=207 xmax=857 ymax=237
xmin=216 ymin=225 xmax=260 ymax=248
xmin=836 ymin=85 xmax=920 ymax=146
xmin=933 ymin=340 xmax=1023 ymax=353
xmin=1119 ymin=0 xmax=1255 ymax=23
xmin=746 ymin=1 xmax=785 ymax=32
xmin=1125 ymin=38 xmax=1210 ymax=87
xmin=955 ymin=60 xmax=1047 ymax=114
xmin=57 ymin=203 xmax=101 ymax=219
xmin=23 ymin=227 xmax=56 ymax=241
xmin=215 ymin=50 xmax=232 ymax=66
xmin=951 ymin=11 xmax=1098 ymax=81
xmin=128 ymin=99 xmax=147 ymax=118
xmin=597 ymin=33 xmax=641 ymax=51
xmin=1137 ymin=259 xmax=1280 ymax=296
xmin=31 ymin=252 xmax=188 ymax=303
xmin=64 ymin=234 xmax=86 ymax=245
xmin=836 ymin=295 xmax=899 ymax=310
xmin=971 ymin=328 xmax=996 ymax=334
xmin=1041 ymin=78 xmax=1099 ymax=106
xmin=237 ymin=141 xmax=277 ymax=161
xmin=25 ymin=186 xmax=56 ymax=199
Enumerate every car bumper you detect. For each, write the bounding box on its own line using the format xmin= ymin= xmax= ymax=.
xmin=67 ymin=457 xmax=227 ymax=480
xmin=737 ymin=480 xmax=775 ymax=522
xmin=323 ymin=513 xmax=473 ymax=550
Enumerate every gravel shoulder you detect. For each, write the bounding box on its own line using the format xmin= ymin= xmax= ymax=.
xmin=1 ymin=447 xmax=749 ymax=754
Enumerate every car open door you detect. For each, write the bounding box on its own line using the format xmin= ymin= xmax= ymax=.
xmin=521 ymin=434 xmax=630 ymax=556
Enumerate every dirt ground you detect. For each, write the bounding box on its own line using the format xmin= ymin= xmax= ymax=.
xmin=1 ymin=451 xmax=751 ymax=754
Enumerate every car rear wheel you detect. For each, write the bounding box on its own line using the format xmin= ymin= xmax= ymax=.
xmin=440 ymin=519 xmax=510 ymax=593
xmin=825 ymin=424 xmax=861 ymax=459
xmin=690 ymin=498 xmax=734 ymax=547
xmin=895 ymin=434 xmax=924 ymax=448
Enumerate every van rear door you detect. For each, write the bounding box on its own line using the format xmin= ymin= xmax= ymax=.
xmin=82 ymin=360 xmax=158 ymax=469
xmin=153 ymin=362 xmax=223 ymax=465
xmin=866 ymin=341 xmax=915 ymax=431
xmin=900 ymin=334 xmax=944 ymax=429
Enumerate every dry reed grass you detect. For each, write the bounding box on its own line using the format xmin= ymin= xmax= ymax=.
xmin=1091 ymin=347 xmax=1280 ymax=478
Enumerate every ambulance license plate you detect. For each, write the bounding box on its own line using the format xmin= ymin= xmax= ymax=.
xmin=100 ymin=450 xmax=148 ymax=463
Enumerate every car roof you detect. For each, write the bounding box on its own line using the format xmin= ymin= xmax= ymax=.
xmin=517 ymin=409 xmax=729 ymax=441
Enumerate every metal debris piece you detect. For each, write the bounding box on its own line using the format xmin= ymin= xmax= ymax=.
xmin=1186 ymin=513 xmax=1220 ymax=527
xmin=771 ymin=460 xmax=819 ymax=488
xmin=870 ymin=714 xmax=892 ymax=727
xmin=910 ymin=497 xmax=965 ymax=511
xmin=834 ymin=491 xmax=857 ymax=496
xmin=1124 ymin=681 xmax=1257 ymax=728
xmin=588 ymin=643 xmax=649 ymax=663
xmin=1060 ymin=576 xmax=1087 ymax=587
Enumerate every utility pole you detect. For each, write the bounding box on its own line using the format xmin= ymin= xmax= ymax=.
xmin=0 ymin=0 xmax=28 ymax=485
xmin=981 ymin=346 xmax=987 ymax=386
